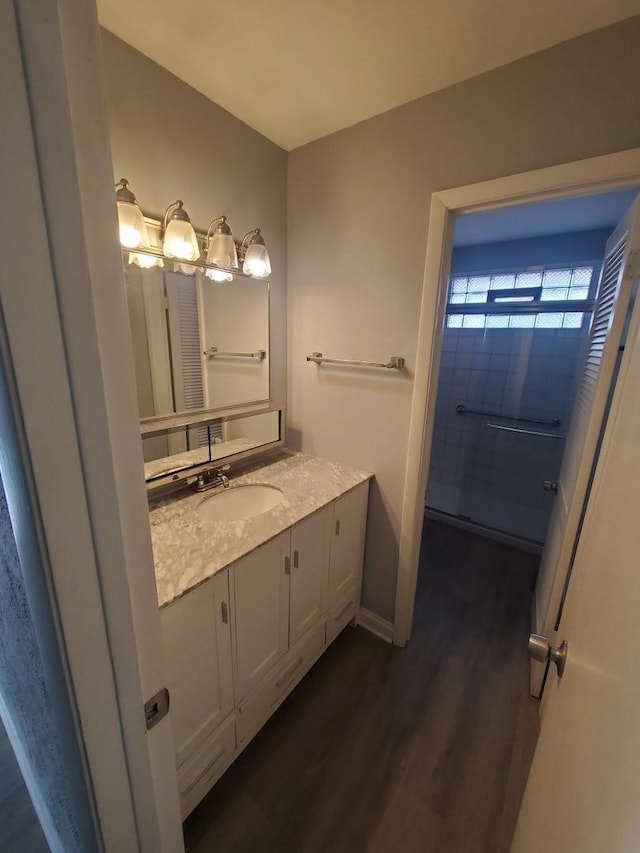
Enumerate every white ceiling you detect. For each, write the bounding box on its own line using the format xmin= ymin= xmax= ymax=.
xmin=453 ymin=188 xmax=640 ymax=247
xmin=97 ymin=0 xmax=640 ymax=151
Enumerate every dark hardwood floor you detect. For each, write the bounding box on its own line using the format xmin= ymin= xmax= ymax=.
xmin=184 ymin=519 xmax=540 ymax=853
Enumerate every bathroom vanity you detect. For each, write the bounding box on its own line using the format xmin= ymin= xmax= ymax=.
xmin=149 ymin=451 xmax=371 ymax=817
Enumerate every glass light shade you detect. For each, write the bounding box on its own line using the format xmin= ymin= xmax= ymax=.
xmin=205 ymin=268 xmax=233 ymax=282
xmin=163 ymin=219 xmax=200 ymax=261
xmin=206 ymin=231 xmax=238 ymax=270
xmin=243 ymin=242 xmax=271 ymax=278
xmin=128 ymin=252 xmax=164 ymax=269
xmin=174 ymin=262 xmax=197 ymax=276
xmin=117 ymin=200 xmax=146 ymax=248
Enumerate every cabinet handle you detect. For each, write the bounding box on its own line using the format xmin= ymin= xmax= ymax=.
xmin=221 ymin=601 xmax=228 ymax=624
xmin=276 ymin=656 xmax=304 ymax=689
xmin=335 ymin=601 xmax=353 ymax=622
xmin=293 ymin=549 xmax=299 ymax=569
xmin=335 ymin=519 xmax=341 ymax=536
xmin=181 ymin=747 xmax=226 ymax=797
xmin=284 ymin=555 xmax=290 ymax=575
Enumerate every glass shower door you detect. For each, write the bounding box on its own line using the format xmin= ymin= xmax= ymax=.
xmin=427 ymin=266 xmax=594 ymax=543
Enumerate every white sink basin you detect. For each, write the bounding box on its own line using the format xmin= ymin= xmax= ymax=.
xmin=197 ymin=484 xmax=284 ymax=523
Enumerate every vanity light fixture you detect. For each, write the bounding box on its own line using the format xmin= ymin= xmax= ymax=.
xmin=241 ymin=228 xmax=271 ymax=278
xmin=205 ymin=216 xmax=238 ymax=282
xmin=115 ymin=178 xmax=163 ymax=269
xmin=115 ymin=178 xmax=146 ymax=248
xmin=162 ymin=200 xmax=200 ymax=262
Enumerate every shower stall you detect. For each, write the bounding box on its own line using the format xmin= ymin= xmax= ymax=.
xmin=426 ymin=238 xmax=603 ymax=545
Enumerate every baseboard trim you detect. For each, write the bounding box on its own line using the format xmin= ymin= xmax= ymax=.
xmin=358 ymin=608 xmax=394 ymax=643
xmin=424 ymin=508 xmax=543 ymax=555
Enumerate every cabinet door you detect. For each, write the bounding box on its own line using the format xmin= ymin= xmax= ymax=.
xmin=232 ymin=532 xmax=290 ymax=702
xmin=290 ymin=506 xmax=332 ymax=646
xmin=329 ymin=482 xmax=369 ymax=606
xmin=161 ymin=571 xmax=234 ymax=767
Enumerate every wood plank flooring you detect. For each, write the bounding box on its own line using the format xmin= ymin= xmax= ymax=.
xmin=184 ymin=519 xmax=540 ymax=853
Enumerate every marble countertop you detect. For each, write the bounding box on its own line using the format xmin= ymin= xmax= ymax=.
xmin=149 ymin=451 xmax=372 ymax=608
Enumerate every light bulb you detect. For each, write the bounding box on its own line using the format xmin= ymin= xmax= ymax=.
xmin=205 ymin=268 xmax=233 ymax=282
xmin=205 ymin=216 xmax=238 ymax=282
xmin=173 ymin=262 xmax=198 ymax=276
xmin=115 ymin=179 xmax=147 ymax=248
xmin=128 ymin=252 xmax=164 ymax=269
xmin=162 ymin=201 xmax=200 ymax=261
xmin=243 ymin=242 xmax=271 ymax=278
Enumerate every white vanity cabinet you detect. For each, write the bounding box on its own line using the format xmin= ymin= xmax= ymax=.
xmin=326 ymin=483 xmax=369 ymax=643
xmin=160 ymin=571 xmax=235 ymax=816
xmin=231 ymin=532 xmax=290 ymax=702
xmin=289 ymin=504 xmax=332 ymax=646
xmin=160 ymin=478 xmax=370 ymax=818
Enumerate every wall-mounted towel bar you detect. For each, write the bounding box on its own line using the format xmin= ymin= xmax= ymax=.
xmin=306 ymin=352 xmax=405 ymax=369
xmin=204 ymin=347 xmax=266 ymax=360
xmin=487 ymin=422 xmax=567 ymax=440
xmin=456 ymin=404 xmax=560 ymax=428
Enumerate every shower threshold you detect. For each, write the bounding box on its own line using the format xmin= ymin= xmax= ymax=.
xmin=424 ymin=506 xmax=543 ymax=555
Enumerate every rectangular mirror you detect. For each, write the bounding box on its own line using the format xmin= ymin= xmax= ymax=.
xmin=125 ymin=267 xmax=270 ymax=420
xmin=142 ymin=410 xmax=282 ymax=483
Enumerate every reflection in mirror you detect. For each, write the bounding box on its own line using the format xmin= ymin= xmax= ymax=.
xmin=125 ymin=267 xmax=270 ymax=420
xmin=199 ymin=276 xmax=269 ymax=409
xmin=143 ymin=410 xmax=281 ymax=483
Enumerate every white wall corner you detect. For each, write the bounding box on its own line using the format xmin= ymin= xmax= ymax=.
xmin=357 ymin=608 xmax=394 ymax=644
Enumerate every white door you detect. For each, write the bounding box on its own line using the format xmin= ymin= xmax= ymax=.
xmin=290 ymin=507 xmax=332 ymax=646
xmin=328 ymin=484 xmax=369 ymax=606
xmin=1 ymin=2 xmax=184 ymax=849
xmin=232 ymin=533 xmax=290 ymax=700
xmin=512 ymin=244 xmax=640 ymax=853
xmin=160 ymin=573 xmax=234 ymax=766
xmin=531 ymin=196 xmax=640 ymax=697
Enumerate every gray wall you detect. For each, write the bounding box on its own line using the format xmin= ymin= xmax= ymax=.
xmin=100 ymin=30 xmax=288 ymax=412
xmin=287 ymin=17 xmax=640 ymax=621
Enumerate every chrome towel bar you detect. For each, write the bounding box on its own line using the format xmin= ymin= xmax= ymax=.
xmin=204 ymin=347 xmax=266 ymax=359
xmin=487 ymin=422 xmax=567 ymax=439
xmin=306 ymin=352 xmax=405 ymax=370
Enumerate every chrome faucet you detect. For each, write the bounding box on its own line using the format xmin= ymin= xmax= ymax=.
xmin=194 ymin=465 xmax=231 ymax=493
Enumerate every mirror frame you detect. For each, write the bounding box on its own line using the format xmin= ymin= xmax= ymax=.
xmin=143 ymin=406 xmax=285 ymax=493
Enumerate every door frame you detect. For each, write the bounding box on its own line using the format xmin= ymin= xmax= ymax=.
xmin=393 ymin=148 xmax=640 ymax=647
xmin=2 ymin=1 xmax=184 ymax=849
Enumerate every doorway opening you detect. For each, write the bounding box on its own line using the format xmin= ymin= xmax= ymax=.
xmin=424 ymin=187 xmax=637 ymax=551
xmin=394 ymin=152 xmax=640 ymax=652
xmin=415 ymin=186 xmax=639 ymax=697
xmin=410 ymin=181 xmax=640 ymax=700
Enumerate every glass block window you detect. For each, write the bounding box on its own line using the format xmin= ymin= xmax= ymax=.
xmin=446 ymin=265 xmax=594 ymax=329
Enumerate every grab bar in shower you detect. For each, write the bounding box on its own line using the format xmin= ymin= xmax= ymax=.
xmin=486 ymin=422 xmax=567 ymax=440
xmin=456 ymin=404 xmax=560 ymax=427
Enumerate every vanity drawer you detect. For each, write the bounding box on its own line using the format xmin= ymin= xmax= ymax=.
xmin=237 ymin=621 xmax=326 ymax=747
xmin=326 ymin=584 xmax=358 ymax=646
xmin=178 ymin=713 xmax=237 ymax=819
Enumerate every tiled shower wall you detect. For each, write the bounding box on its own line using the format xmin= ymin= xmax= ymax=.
xmin=426 ymin=229 xmax=609 ymax=543
xmin=426 ymin=325 xmax=588 ymax=542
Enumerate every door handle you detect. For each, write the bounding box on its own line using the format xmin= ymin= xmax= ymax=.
xmin=529 ymin=633 xmax=568 ymax=678
xmin=293 ymin=549 xmax=299 ymax=569
xmin=543 ymin=480 xmax=559 ymax=493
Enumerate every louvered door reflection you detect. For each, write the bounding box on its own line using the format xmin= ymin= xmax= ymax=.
xmin=166 ymin=273 xmax=208 ymax=448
